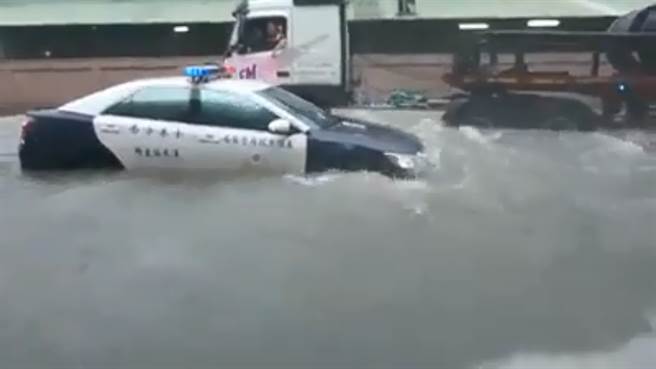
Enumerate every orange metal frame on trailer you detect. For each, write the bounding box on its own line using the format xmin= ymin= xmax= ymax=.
xmin=443 ymin=65 xmax=656 ymax=98
xmin=442 ymin=30 xmax=656 ymax=113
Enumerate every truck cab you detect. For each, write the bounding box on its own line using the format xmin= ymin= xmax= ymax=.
xmin=223 ymin=0 xmax=351 ymax=108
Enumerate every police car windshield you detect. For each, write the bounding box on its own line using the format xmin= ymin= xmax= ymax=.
xmin=259 ymin=87 xmax=339 ymax=129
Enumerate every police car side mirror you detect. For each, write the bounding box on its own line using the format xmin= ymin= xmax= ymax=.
xmin=268 ymin=119 xmax=293 ymax=134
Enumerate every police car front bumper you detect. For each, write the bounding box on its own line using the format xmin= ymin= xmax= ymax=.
xmin=384 ymin=151 xmax=433 ymax=178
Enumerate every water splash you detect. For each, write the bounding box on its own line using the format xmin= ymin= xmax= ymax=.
xmin=459 ymin=125 xmax=504 ymax=145
xmin=2 ymin=114 xmax=656 ymax=369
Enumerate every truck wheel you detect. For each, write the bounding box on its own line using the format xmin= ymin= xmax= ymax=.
xmin=460 ymin=115 xmax=495 ymax=129
xmin=602 ymin=98 xmax=621 ymax=118
xmin=541 ymin=116 xmax=578 ymax=131
xmin=626 ymin=99 xmax=648 ymax=125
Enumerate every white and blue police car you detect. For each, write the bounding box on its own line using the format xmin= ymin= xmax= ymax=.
xmin=18 ymin=65 xmax=429 ymax=178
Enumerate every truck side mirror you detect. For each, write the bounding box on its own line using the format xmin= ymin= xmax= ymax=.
xmin=230 ymin=43 xmax=248 ymax=55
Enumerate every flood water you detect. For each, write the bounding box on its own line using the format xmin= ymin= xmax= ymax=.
xmin=1 ymin=112 xmax=656 ymax=369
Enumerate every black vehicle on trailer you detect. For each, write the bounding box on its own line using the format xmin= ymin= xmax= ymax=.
xmin=442 ymin=3 xmax=656 ymax=130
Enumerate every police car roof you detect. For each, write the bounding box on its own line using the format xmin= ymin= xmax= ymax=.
xmin=146 ymin=76 xmax=273 ymax=93
xmin=59 ymin=76 xmax=274 ymax=116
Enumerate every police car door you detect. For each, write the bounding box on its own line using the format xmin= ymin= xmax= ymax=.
xmin=93 ymin=85 xmax=198 ymax=170
xmin=190 ymin=88 xmax=307 ymax=175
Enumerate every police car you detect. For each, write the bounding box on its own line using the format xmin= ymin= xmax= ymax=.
xmin=18 ymin=65 xmax=429 ymax=178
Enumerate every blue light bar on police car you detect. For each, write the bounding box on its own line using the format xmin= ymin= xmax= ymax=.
xmin=184 ymin=65 xmax=221 ymax=81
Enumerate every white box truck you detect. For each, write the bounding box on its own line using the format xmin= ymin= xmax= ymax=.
xmin=223 ymin=0 xmax=352 ymax=107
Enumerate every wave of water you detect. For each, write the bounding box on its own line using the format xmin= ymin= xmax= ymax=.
xmin=1 ymin=115 xmax=656 ymax=368
xmin=482 ymin=312 xmax=656 ymax=369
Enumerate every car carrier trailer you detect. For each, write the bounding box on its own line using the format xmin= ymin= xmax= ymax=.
xmin=442 ymin=18 xmax=656 ymax=130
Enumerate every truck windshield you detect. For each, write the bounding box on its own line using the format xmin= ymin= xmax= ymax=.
xmin=227 ymin=0 xmax=248 ymax=54
xmin=259 ymin=87 xmax=339 ymax=130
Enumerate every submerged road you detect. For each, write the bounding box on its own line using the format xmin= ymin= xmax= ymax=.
xmin=1 ymin=111 xmax=656 ymax=369
xmin=0 ymin=115 xmax=20 ymax=155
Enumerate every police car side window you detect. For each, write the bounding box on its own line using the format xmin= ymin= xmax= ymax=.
xmin=193 ymin=89 xmax=277 ymax=131
xmin=104 ymin=86 xmax=191 ymax=122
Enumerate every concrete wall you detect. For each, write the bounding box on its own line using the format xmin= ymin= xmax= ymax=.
xmin=352 ymin=53 xmax=615 ymax=103
xmin=0 ymin=0 xmax=238 ymax=25
xmin=0 ymin=57 xmax=202 ymax=114
xmin=0 ymin=0 xmax=651 ymax=25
